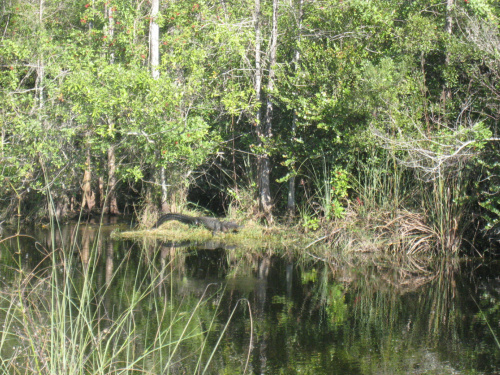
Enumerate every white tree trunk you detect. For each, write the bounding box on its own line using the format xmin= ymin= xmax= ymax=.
xmin=287 ymin=0 xmax=303 ymax=215
xmin=441 ymin=0 xmax=454 ymax=123
xmin=148 ymin=0 xmax=167 ymax=211
xmin=254 ymin=0 xmax=262 ymax=124
xmin=37 ymin=0 xmax=44 ymax=111
xmin=106 ymin=2 xmax=115 ymax=63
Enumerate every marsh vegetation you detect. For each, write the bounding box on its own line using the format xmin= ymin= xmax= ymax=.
xmin=2 ymin=0 xmax=500 ymax=256
xmin=2 ymin=1 xmax=500 ymax=371
xmin=1 ymin=221 xmax=500 ymax=374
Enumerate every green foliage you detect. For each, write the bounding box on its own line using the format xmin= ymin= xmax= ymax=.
xmin=328 ymin=168 xmax=350 ymax=219
xmin=1 ymin=0 xmax=500 ymax=249
xmin=477 ymin=147 xmax=500 ymax=231
xmin=301 ymin=268 xmax=318 ymax=284
xmin=301 ymin=213 xmax=320 ymax=232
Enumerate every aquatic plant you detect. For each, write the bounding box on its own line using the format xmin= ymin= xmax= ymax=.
xmin=0 ymin=223 xmax=253 ymax=374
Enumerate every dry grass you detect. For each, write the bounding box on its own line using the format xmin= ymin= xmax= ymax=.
xmin=314 ymin=204 xmax=439 ymax=256
xmin=371 ymin=210 xmax=437 ymax=255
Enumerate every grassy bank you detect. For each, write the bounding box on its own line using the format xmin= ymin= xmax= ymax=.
xmin=115 ymin=204 xmax=444 ymax=262
xmin=116 ymin=218 xmax=312 ymax=254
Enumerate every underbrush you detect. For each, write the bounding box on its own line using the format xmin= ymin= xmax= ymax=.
xmin=294 ymin=155 xmax=478 ymax=258
xmin=118 ymin=153 xmax=478 ymax=261
xmin=310 ymin=204 xmax=438 ymax=257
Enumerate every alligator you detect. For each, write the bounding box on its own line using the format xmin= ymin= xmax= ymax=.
xmin=153 ymin=213 xmax=240 ymax=235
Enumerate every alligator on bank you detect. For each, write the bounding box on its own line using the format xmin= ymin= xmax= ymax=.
xmin=153 ymin=213 xmax=240 ymax=235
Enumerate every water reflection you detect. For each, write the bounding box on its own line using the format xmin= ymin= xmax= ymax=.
xmin=0 ymin=222 xmax=499 ymax=374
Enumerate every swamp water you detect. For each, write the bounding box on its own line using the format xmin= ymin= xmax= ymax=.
xmin=0 ymin=219 xmax=499 ymax=374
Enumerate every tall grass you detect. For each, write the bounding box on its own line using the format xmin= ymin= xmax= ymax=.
xmin=293 ymin=154 xmax=442 ymax=256
xmin=418 ymin=166 xmax=475 ymax=254
xmin=0 ymin=220 xmax=252 ymax=374
xmin=352 ymin=152 xmax=477 ymax=255
xmin=330 ymin=155 xmax=439 ymax=255
xmin=354 ymin=153 xmax=410 ymax=215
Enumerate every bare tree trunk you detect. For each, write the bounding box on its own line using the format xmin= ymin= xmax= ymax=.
xmin=254 ymin=0 xmax=273 ymax=220
xmin=103 ymin=5 xmax=119 ymax=214
xmin=254 ymin=0 xmax=266 ymax=216
xmin=254 ymin=0 xmax=263 ymax=205
xmin=254 ymin=0 xmax=262 ymax=119
xmin=160 ymin=166 xmax=169 ymax=212
xmin=37 ymin=0 xmax=44 ymax=112
xmin=149 ymin=0 xmax=167 ymax=211
xmin=37 ymin=0 xmax=50 ymax=216
xmin=99 ymin=177 xmax=105 ymax=208
xmin=82 ymin=147 xmax=95 ymax=213
xmin=445 ymin=0 xmax=454 ymax=36
xmin=287 ymin=0 xmax=303 ymax=216
xmin=105 ymin=2 xmax=115 ymax=63
xmin=107 ymin=144 xmax=120 ymax=214
xmin=1 ymin=120 xmax=4 ymax=161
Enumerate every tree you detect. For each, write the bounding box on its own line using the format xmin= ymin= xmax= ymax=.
xmin=460 ymin=8 xmax=500 ymax=233
xmin=149 ymin=0 xmax=167 ymax=212
xmin=286 ymin=0 xmax=304 ymax=216
xmin=257 ymin=0 xmax=278 ymax=221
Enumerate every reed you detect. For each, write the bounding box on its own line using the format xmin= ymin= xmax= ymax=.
xmin=418 ymin=166 xmax=475 ymax=254
xmin=0 ymin=219 xmax=251 ymax=374
xmin=354 ymin=152 xmax=411 ymax=215
xmin=307 ymin=154 xmax=438 ymax=256
xmin=349 ymin=151 xmax=477 ymax=255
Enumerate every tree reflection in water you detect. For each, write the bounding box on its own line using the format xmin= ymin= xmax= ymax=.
xmin=0 ymin=222 xmax=499 ymax=374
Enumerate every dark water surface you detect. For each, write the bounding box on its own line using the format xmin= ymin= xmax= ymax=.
xmin=1 ymin=219 xmax=499 ymax=374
